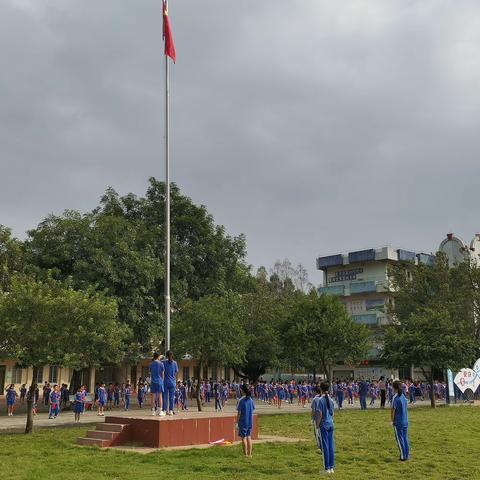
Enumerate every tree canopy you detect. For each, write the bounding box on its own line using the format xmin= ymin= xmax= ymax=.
xmin=24 ymin=178 xmax=254 ymax=353
xmin=384 ymin=254 xmax=478 ymax=407
xmin=0 ymin=274 xmax=128 ymax=431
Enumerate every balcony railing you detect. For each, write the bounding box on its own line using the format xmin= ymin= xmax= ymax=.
xmin=352 ymin=313 xmax=378 ymax=325
xmin=318 ymin=285 xmax=345 ymax=296
xmin=350 ymin=281 xmax=377 ymax=294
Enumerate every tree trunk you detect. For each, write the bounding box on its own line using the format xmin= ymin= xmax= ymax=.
xmin=196 ymin=360 xmax=203 ymax=412
xmin=69 ymin=369 xmax=83 ymax=395
xmin=321 ymin=359 xmax=330 ymax=382
xmin=25 ymin=366 xmax=38 ymax=434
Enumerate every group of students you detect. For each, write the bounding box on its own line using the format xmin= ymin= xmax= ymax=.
xmin=311 ymin=380 xmax=410 ymax=474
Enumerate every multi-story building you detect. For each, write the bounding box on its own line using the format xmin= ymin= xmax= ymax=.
xmin=316 ymin=246 xmax=435 ymax=380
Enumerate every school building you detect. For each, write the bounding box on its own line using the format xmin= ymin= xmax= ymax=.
xmin=317 ymin=246 xmax=436 ymax=380
xmin=0 ymin=357 xmax=236 ymax=395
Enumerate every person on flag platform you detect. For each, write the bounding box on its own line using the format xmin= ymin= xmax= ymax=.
xmin=150 ymin=352 xmax=165 ymax=416
xmin=162 ymin=350 xmax=178 ymax=415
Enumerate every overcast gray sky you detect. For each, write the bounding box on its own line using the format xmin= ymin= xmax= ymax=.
xmin=2 ymin=0 xmax=480 ymax=285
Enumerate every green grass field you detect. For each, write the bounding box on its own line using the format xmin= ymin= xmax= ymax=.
xmin=1 ymin=406 xmax=479 ymax=480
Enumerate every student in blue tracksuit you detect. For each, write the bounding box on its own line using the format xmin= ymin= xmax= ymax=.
xmin=236 ymin=383 xmax=255 ymax=457
xmin=358 ymin=379 xmax=369 ymax=410
xmin=6 ymin=385 xmax=17 ymax=416
xmin=312 ymin=382 xmax=335 ymax=474
xmin=162 ymin=350 xmax=178 ymax=415
xmin=391 ymin=380 xmax=410 ymax=461
xmin=124 ymin=383 xmax=131 ymax=410
xmin=150 ymin=352 xmax=165 ymax=416
xmin=97 ymin=382 xmax=107 ymax=416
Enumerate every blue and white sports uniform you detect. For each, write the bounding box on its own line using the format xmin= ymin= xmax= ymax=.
xmin=97 ymin=386 xmax=107 ymax=406
xmin=392 ymin=393 xmax=409 ymax=460
xmin=312 ymin=395 xmax=335 ymax=472
xmin=6 ymin=388 xmax=16 ymax=406
xmin=237 ymin=396 xmax=255 ymax=438
xmin=162 ymin=359 xmax=178 ymax=412
xmin=150 ymin=360 xmax=165 ymax=394
xmin=74 ymin=392 xmax=83 ymax=413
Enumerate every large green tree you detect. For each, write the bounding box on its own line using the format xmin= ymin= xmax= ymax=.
xmin=25 ymin=179 xmax=254 ymax=352
xmin=384 ymin=254 xmax=478 ymax=407
xmin=284 ymin=293 xmax=370 ymax=381
xmin=232 ymin=289 xmax=287 ymax=382
xmin=0 ymin=274 xmax=129 ymax=433
xmin=173 ymin=294 xmax=247 ymax=411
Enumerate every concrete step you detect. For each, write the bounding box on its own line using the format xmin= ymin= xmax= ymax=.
xmin=87 ymin=430 xmax=118 ymax=440
xmin=77 ymin=437 xmax=110 ymax=447
xmin=96 ymin=423 xmax=126 ymax=432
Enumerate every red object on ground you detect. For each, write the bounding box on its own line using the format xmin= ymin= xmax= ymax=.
xmin=77 ymin=412 xmax=258 ymax=448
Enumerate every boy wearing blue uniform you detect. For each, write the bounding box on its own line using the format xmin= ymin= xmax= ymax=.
xmin=124 ymin=383 xmax=131 ymax=410
xmin=391 ymin=380 xmax=410 ymax=461
xmin=97 ymin=382 xmax=107 ymax=416
xmin=74 ymin=387 xmax=83 ymax=422
xmin=150 ymin=352 xmax=165 ymax=416
xmin=236 ymin=384 xmax=255 ymax=457
xmin=312 ymin=382 xmax=335 ymax=474
xmin=162 ymin=350 xmax=178 ymax=416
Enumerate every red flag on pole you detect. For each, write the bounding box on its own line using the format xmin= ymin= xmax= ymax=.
xmin=163 ymin=0 xmax=176 ymax=63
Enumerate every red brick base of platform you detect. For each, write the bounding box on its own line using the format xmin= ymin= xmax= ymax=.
xmin=77 ymin=412 xmax=259 ymax=448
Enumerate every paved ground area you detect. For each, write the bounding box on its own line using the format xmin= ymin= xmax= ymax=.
xmin=0 ymin=397 xmax=454 ymax=433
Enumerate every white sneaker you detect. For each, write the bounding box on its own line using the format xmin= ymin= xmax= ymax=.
xmin=166 ymin=410 xmax=173 ymax=416
xmin=151 ymin=408 xmax=156 ymax=416
xmin=159 ymin=410 xmax=166 ymax=416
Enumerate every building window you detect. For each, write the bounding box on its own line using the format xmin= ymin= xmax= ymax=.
xmin=182 ymin=366 xmax=190 ymax=381
xmin=35 ymin=367 xmax=43 ymax=384
xmin=211 ymin=367 xmax=218 ymax=381
xmin=12 ymin=367 xmax=22 ymax=384
xmin=193 ymin=366 xmax=200 ymax=380
xmin=224 ymin=367 xmax=230 ymax=382
xmin=48 ymin=366 xmax=58 ymax=384
xmin=141 ymin=366 xmax=150 ymax=380
xmin=202 ymin=366 xmax=208 ymax=380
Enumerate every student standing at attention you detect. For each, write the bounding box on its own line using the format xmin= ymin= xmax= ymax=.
xmin=237 ymin=384 xmax=255 ymax=457
xmin=391 ymin=380 xmax=410 ymax=461
xmin=162 ymin=350 xmax=178 ymax=416
xmin=312 ymin=382 xmax=335 ymax=474
xmin=6 ymin=384 xmax=17 ymax=416
xmin=150 ymin=352 xmax=165 ymax=416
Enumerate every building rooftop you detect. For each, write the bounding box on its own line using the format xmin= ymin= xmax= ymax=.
xmin=316 ymin=246 xmax=435 ymax=271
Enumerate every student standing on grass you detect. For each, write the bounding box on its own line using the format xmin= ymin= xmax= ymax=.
xmin=162 ymin=350 xmax=178 ymax=416
xmin=150 ymin=352 xmax=165 ymax=416
xmin=391 ymin=380 xmax=410 ymax=461
xmin=312 ymin=382 xmax=335 ymax=474
xmin=237 ymin=383 xmax=255 ymax=457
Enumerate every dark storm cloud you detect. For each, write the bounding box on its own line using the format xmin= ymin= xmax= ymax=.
xmin=2 ymin=0 xmax=480 ymax=284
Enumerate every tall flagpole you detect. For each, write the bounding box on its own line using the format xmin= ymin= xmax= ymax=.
xmin=165 ymin=52 xmax=171 ymax=354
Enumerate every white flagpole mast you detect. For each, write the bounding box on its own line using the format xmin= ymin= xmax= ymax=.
xmin=165 ymin=51 xmax=171 ymax=354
